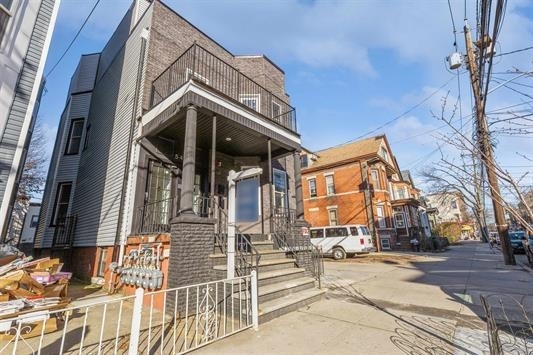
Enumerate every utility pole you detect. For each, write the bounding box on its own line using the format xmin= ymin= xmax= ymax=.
xmin=463 ymin=23 xmax=515 ymax=265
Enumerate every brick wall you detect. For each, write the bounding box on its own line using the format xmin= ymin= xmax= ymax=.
xmin=167 ymin=214 xmax=215 ymax=313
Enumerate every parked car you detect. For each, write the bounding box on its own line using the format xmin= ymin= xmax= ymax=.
xmin=523 ymin=235 xmax=533 ymax=265
xmin=310 ymin=225 xmax=375 ymax=260
xmin=509 ymin=231 xmax=526 ymax=254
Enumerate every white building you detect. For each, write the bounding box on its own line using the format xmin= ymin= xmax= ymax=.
xmin=0 ymin=0 xmax=60 ymax=237
xmin=425 ymin=192 xmax=467 ymax=223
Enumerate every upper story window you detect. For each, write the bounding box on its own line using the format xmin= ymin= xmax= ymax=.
xmin=379 ymin=146 xmax=390 ymax=163
xmin=325 ymin=174 xmax=335 ymax=195
xmin=327 ymin=208 xmax=338 ymax=226
xmin=83 ymin=123 xmax=91 ymax=151
xmin=51 ymin=182 xmax=72 ymax=226
xmin=65 ymin=119 xmax=84 ymax=155
xmin=396 ymin=187 xmax=406 ymax=199
xmin=451 ymin=200 xmax=458 ymax=209
xmin=371 ymin=169 xmax=381 ymax=190
xmin=0 ymin=0 xmax=12 ymax=45
xmin=394 ymin=212 xmax=406 ymax=228
xmin=240 ymin=94 xmax=261 ymax=113
xmin=308 ymin=178 xmax=317 ymax=198
xmin=300 ymin=154 xmax=308 ymax=168
xmin=30 ymin=215 xmax=39 ymax=228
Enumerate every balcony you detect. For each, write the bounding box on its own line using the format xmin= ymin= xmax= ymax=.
xmin=52 ymin=215 xmax=77 ymax=248
xmin=150 ymin=43 xmax=297 ymax=133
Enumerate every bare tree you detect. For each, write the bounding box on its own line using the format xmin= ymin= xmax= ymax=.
xmin=17 ymin=122 xmax=48 ymax=202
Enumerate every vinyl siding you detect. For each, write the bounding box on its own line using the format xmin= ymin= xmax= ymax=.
xmin=70 ymin=6 xmax=154 ymax=247
xmin=34 ymin=55 xmax=99 ymax=248
xmin=0 ymin=0 xmax=57 ymax=235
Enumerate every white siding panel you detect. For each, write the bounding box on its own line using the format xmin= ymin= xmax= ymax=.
xmin=71 ymin=8 xmax=153 ymax=247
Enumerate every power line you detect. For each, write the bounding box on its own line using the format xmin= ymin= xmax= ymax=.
xmin=46 ymin=0 xmax=102 ymax=78
xmin=494 ymin=46 xmax=533 ymax=57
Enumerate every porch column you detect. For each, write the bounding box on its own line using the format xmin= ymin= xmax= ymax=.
xmin=180 ymin=104 xmax=197 ymax=214
xmin=293 ymin=150 xmax=304 ymax=220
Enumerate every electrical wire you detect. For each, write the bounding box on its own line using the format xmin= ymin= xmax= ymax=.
xmin=494 ymin=46 xmax=533 ymax=57
xmin=447 ymin=0 xmax=459 ymax=50
xmin=46 ymin=0 xmax=102 ymax=78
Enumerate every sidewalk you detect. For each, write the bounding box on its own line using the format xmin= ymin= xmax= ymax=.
xmin=194 ymin=241 xmax=533 ymax=354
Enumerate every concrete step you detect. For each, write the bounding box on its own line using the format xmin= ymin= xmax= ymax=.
xmin=233 ymin=276 xmax=316 ymax=304
xmin=209 ymin=250 xmax=288 ymax=266
xmin=257 ymin=268 xmax=307 ymax=287
xmin=213 ymin=258 xmax=296 ymax=273
xmin=258 ymin=288 xmax=326 ymax=324
xmin=251 ymin=241 xmax=275 ymax=251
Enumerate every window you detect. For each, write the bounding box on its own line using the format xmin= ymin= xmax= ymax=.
xmin=376 ymin=206 xmax=386 ymax=228
xmin=396 ymin=187 xmax=406 ymax=199
xmin=83 ymin=123 xmax=91 ymax=151
xmin=328 ymin=208 xmax=338 ymax=226
xmin=240 ymin=94 xmax=261 ymax=113
xmin=273 ymin=169 xmax=288 ymax=211
xmin=300 ymin=154 xmax=308 ymax=168
xmin=380 ymin=146 xmax=390 ymax=162
xmin=394 ymin=213 xmax=406 ymax=228
xmin=0 ymin=0 xmax=12 ymax=45
xmin=52 ymin=182 xmax=72 ymax=226
xmin=310 ymin=229 xmax=324 ymax=239
xmin=325 ymin=227 xmax=347 ymax=237
xmin=97 ymin=248 xmax=108 ymax=277
xmin=272 ymin=101 xmax=281 ymax=119
xmin=451 ymin=200 xmax=458 ymax=209
xmin=325 ymin=174 xmax=335 ymax=195
xmin=65 ymin=119 xmax=84 ymax=155
xmin=308 ymin=178 xmax=317 ymax=198
xmin=30 ymin=215 xmax=39 ymax=228
xmin=371 ymin=169 xmax=381 ymax=190
xmin=349 ymin=227 xmax=359 ymax=236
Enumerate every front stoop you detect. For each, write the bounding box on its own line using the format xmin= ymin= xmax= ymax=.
xmin=210 ymin=238 xmax=325 ymax=324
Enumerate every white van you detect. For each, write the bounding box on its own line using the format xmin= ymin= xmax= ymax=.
xmin=310 ymin=225 xmax=375 ymax=260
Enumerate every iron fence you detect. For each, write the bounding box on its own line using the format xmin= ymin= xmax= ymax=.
xmin=0 ymin=274 xmax=258 ymax=354
xmin=150 ymin=43 xmax=297 ymax=133
xmin=480 ymin=293 xmax=533 ymax=355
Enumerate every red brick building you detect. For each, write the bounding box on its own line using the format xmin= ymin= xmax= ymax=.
xmin=301 ymin=135 xmax=422 ymax=251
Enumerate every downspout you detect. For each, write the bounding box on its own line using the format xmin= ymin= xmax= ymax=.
xmin=114 ymin=30 xmax=148 ymax=268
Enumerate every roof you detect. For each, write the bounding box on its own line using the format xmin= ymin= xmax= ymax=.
xmin=304 ymin=135 xmax=385 ymax=171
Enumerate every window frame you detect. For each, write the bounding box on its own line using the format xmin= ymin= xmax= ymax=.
xmin=83 ymin=123 xmax=91 ymax=151
xmin=65 ymin=118 xmax=84 ymax=155
xmin=328 ymin=208 xmax=338 ymax=226
xmin=272 ymin=101 xmax=282 ymax=120
xmin=273 ymin=168 xmax=288 ymax=211
xmin=376 ymin=205 xmax=386 ymax=228
xmin=29 ymin=215 xmax=39 ymax=228
xmin=308 ymin=178 xmax=317 ymax=198
xmin=371 ymin=169 xmax=381 ymax=190
xmin=325 ymin=174 xmax=335 ymax=195
xmin=394 ymin=212 xmax=406 ymax=228
xmin=50 ymin=182 xmax=72 ymax=227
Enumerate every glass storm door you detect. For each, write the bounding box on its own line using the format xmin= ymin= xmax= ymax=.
xmin=147 ymin=161 xmax=172 ymax=224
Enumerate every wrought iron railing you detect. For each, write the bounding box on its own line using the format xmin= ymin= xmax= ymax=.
xmin=210 ymin=197 xmax=261 ymax=277
xmin=150 ymin=43 xmax=297 ymax=132
xmin=271 ymin=207 xmax=323 ymax=285
xmin=52 ymin=215 xmax=77 ymax=248
xmin=133 ymin=198 xmax=174 ymax=235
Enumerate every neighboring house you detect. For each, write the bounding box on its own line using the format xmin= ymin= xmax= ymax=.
xmin=35 ymin=0 xmax=322 ymax=319
xmin=18 ymin=202 xmax=40 ymax=255
xmin=301 ymin=135 xmax=422 ymax=251
xmin=425 ymin=192 xmax=468 ymax=223
xmin=0 ymin=0 xmax=60 ymax=237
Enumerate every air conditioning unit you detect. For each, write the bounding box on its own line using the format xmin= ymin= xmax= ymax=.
xmin=447 ymin=52 xmax=462 ymax=70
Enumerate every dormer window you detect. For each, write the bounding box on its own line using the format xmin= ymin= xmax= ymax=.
xmin=380 ymin=146 xmax=389 ymax=163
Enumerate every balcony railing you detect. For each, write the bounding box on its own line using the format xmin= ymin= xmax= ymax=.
xmin=133 ymin=198 xmax=174 ymax=235
xmin=52 ymin=215 xmax=77 ymax=248
xmin=150 ymin=43 xmax=297 ymax=132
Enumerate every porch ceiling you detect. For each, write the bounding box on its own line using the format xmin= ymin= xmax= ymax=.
xmin=154 ymin=108 xmax=291 ymax=157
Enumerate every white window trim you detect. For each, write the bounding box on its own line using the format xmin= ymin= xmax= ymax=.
xmin=324 ymin=172 xmax=334 ymax=176
xmin=308 ymin=178 xmax=317 ymax=198
xmin=326 ymin=205 xmax=338 ymax=210
xmin=328 ymin=208 xmax=338 ymax=226
xmin=239 ymin=94 xmax=261 ymax=113
xmin=325 ymin=174 xmax=335 ymax=195
xmin=394 ymin=212 xmax=406 ymax=228
xmin=308 ymin=207 xmax=319 ymax=212
xmin=272 ymin=101 xmax=282 ymax=119
xmin=305 ymin=175 xmax=316 ymax=180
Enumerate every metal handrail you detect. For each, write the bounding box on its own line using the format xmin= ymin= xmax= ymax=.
xmin=150 ymin=43 xmax=297 ymax=132
xmin=211 ymin=197 xmax=261 ymax=277
xmin=271 ymin=208 xmax=323 ymax=285
xmin=52 ymin=215 xmax=77 ymax=247
xmin=133 ymin=197 xmax=174 ymax=235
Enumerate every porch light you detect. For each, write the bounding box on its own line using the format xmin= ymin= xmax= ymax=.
xmin=225 ymin=137 xmax=232 ymax=142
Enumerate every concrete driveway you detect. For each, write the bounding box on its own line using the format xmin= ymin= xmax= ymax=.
xmin=195 ymin=241 xmax=533 ymax=354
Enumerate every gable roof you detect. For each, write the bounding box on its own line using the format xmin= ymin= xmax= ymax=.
xmin=304 ymin=135 xmax=386 ymax=171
